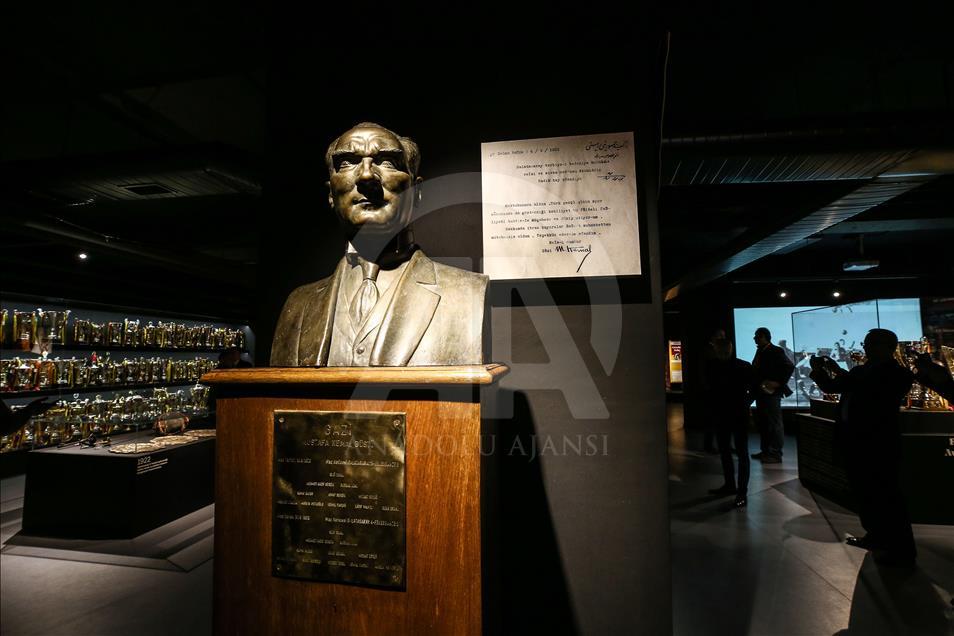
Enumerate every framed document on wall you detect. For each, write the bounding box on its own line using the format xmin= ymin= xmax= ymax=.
xmin=481 ymin=132 xmax=642 ymax=282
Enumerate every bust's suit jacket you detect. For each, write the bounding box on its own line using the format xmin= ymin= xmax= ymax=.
xmin=270 ymin=250 xmax=488 ymax=367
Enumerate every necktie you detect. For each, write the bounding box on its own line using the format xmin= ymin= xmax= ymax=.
xmin=349 ymin=259 xmax=380 ymax=328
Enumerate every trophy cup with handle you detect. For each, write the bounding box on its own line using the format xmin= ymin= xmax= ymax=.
xmin=13 ymin=310 xmax=36 ymax=351
xmin=123 ymin=319 xmax=141 ymax=347
xmin=142 ymin=322 xmax=158 ymax=347
xmin=37 ymin=308 xmax=71 ymax=344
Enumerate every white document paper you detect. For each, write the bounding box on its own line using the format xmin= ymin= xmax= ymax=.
xmin=481 ymin=132 xmax=640 ymax=280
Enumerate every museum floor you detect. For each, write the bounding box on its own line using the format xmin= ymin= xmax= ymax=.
xmin=1 ymin=405 xmax=951 ymax=636
xmin=668 ymin=404 xmax=954 ymax=636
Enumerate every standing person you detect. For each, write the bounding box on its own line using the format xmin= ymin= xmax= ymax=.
xmin=750 ymin=327 xmax=795 ymax=464
xmin=706 ymin=339 xmax=753 ymax=508
xmin=700 ymin=328 xmax=728 ymax=454
xmin=809 ymin=329 xmax=916 ymax=566
xmin=217 ymin=347 xmax=253 ymax=369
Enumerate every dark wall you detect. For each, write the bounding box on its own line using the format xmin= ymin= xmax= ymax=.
xmin=263 ymin=26 xmax=672 ymax=635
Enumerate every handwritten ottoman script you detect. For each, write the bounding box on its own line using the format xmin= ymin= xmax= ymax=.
xmin=481 ymin=132 xmax=641 ymax=280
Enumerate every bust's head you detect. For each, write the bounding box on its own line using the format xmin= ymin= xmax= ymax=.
xmin=325 ymin=122 xmax=422 ymax=240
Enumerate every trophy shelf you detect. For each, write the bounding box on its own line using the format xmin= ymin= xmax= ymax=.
xmin=1 ymin=379 xmax=202 ymax=399
xmin=1 ymin=344 xmax=248 ymax=354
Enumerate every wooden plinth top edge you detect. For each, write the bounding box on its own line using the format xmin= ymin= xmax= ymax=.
xmin=200 ymin=363 xmax=509 ymax=386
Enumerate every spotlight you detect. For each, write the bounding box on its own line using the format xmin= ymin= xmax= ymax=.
xmin=77 ymin=252 xmax=88 ymax=261
xmin=832 ymin=290 xmax=841 ymax=299
xmin=779 ymin=291 xmax=788 ymax=299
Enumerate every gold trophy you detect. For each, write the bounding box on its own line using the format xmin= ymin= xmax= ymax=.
xmin=53 ymin=357 xmax=74 ymax=387
xmin=1 ymin=359 xmax=14 ymax=391
xmin=35 ymin=356 xmax=56 ymax=389
xmin=73 ymin=319 xmax=92 ymax=344
xmin=73 ymin=360 xmax=89 ymax=388
xmin=90 ymin=322 xmax=107 ymax=345
xmin=43 ymin=401 xmax=70 ymax=445
xmin=106 ymin=322 xmax=124 ymax=346
xmin=173 ymin=323 xmax=188 ymax=349
xmin=87 ymin=356 xmax=105 ymax=386
xmin=102 ymin=357 xmax=119 ymax=386
xmin=14 ymin=358 xmax=35 ymax=391
xmin=142 ymin=322 xmax=158 ymax=347
xmin=144 ymin=357 xmax=157 ymax=383
xmin=135 ymin=357 xmax=148 ymax=383
xmin=123 ymin=358 xmax=139 ymax=384
xmin=63 ymin=400 xmax=84 ymax=443
xmin=200 ymin=325 xmax=214 ymax=349
xmin=13 ymin=310 xmax=36 ymax=351
xmin=123 ymin=319 xmax=141 ymax=347
xmin=190 ymin=383 xmax=210 ymax=413
xmin=123 ymin=318 xmax=142 ymax=348
xmin=87 ymin=395 xmax=109 ymax=433
xmin=157 ymin=322 xmax=173 ymax=348
xmin=122 ymin=393 xmax=146 ymax=428
xmin=37 ymin=308 xmax=71 ymax=344
xmin=114 ymin=358 xmax=130 ymax=385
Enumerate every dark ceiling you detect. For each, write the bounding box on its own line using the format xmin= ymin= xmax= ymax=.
xmin=1 ymin=9 xmax=952 ymax=322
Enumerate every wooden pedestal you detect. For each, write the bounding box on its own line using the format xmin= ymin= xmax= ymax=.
xmin=202 ymin=365 xmax=507 ymax=636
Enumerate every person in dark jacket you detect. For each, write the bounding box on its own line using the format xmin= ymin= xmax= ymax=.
xmin=750 ymin=327 xmax=795 ymax=463
xmin=810 ymin=328 xmax=916 ymax=566
xmin=700 ymin=327 xmax=728 ymax=454
xmin=705 ymin=338 xmax=754 ymax=508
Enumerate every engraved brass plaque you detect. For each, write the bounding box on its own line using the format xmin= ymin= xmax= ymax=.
xmin=272 ymin=410 xmax=406 ymax=588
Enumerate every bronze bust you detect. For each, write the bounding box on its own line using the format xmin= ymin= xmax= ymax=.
xmin=270 ymin=122 xmax=488 ymax=367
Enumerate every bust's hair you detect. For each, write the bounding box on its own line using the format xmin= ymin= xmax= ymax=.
xmin=324 ymin=122 xmax=421 ymax=179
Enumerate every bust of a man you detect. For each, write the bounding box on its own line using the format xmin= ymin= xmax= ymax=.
xmin=270 ymin=122 xmax=488 ymax=367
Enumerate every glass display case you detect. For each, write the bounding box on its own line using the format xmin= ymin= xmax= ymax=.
xmin=1 ymin=295 xmax=252 ymax=457
xmin=792 ymin=298 xmax=949 ymax=410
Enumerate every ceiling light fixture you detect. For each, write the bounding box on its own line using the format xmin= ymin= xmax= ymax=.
xmin=832 ymin=290 xmax=841 ymax=299
xmin=779 ymin=291 xmax=788 ymax=299
xmin=77 ymin=252 xmax=88 ymax=261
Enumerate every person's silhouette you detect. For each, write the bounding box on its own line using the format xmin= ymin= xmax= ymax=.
xmin=810 ymin=328 xmax=916 ymax=566
xmin=705 ymin=338 xmax=753 ymax=508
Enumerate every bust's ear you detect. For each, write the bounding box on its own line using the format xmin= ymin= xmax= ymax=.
xmin=326 ymin=181 xmax=332 ymax=208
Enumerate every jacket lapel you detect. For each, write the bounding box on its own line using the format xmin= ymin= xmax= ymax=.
xmin=370 ymin=251 xmax=440 ymax=366
xmin=298 ymin=257 xmax=347 ymax=366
